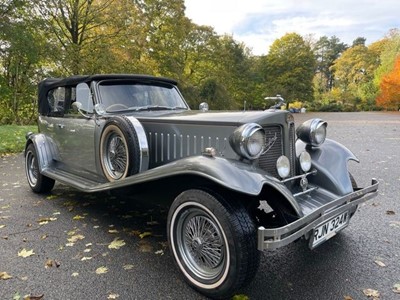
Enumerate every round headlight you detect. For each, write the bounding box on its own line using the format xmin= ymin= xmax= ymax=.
xmin=299 ymin=151 xmax=312 ymax=172
xmin=277 ymin=155 xmax=290 ymax=178
xmin=296 ymin=118 xmax=327 ymax=147
xmin=230 ymin=123 xmax=265 ymax=160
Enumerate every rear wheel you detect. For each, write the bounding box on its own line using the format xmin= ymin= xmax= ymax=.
xmin=25 ymin=144 xmax=55 ymax=193
xmin=167 ymin=189 xmax=260 ymax=299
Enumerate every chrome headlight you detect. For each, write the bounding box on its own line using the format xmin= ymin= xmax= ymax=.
xmin=299 ymin=151 xmax=312 ymax=172
xmin=230 ymin=123 xmax=265 ymax=160
xmin=296 ymin=118 xmax=327 ymax=147
xmin=277 ymin=155 xmax=290 ymax=178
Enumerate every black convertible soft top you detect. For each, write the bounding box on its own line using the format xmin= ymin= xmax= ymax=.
xmin=38 ymin=74 xmax=177 ymax=115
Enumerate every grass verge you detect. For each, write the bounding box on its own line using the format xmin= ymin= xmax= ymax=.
xmin=0 ymin=125 xmax=37 ymax=155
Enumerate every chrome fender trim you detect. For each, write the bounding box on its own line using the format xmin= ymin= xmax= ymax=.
xmin=125 ymin=116 xmax=149 ymax=173
xmin=25 ymin=133 xmax=59 ymax=173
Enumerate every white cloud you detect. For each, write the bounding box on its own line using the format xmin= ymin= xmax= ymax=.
xmin=184 ymin=0 xmax=400 ymax=55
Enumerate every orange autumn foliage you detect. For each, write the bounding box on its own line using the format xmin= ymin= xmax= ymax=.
xmin=377 ymin=56 xmax=400 ymax=110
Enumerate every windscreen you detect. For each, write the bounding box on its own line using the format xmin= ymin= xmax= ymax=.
xmin=98 ymin=81 xmax=188 ymax=112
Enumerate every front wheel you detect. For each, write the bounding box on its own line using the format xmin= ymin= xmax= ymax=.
xmin=25 ymin=144 xmax=55 ymax=193
xmin=167 ymin=189 xmax=260 ymax=299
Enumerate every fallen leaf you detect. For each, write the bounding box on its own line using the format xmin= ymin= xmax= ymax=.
xmin=95 ymin=266 xmax=108 ymax=274
xmin=374 ymin=260 xmax=386 ymax=267
xmin=107 ymin=293 xmax=120 ymax=299
xmin=83 ymin=249 xmax=91 ymax=253
xmin=71 ymin=272 xmax=79 ymax=277
xmin=386 ymin=210 xmax=395 ymax=215
xmin=155 ymin=250 xmax=164 ymax=255
xmin=108 ymin=229 xmax=119 ymax=234
xmin=139 ymin=232 xmax=152 ymax=239
xmin=393 ymin=283 xmax=400 ymax=294
xmin=72 ymin=215 xmax=85 ymax=220
xmin=46 ymin=194 xmax=58 ymax=200
xmin=13 ymin=292 xmax=20 ymax=300
xmin=67 ymin=234 xmax=85 ymax=243
xmin=37 ymin=217 xmax=57 ymax=225
xmin=232 ymin=295 xmax=249 ymax=300
xmin=81 ymin=256 xmax=92 ymax=261
xmin=18 ymin=248 xmax=35 ymax=258
xmin=344 ymin=296 xmax=353 ymax=300
xmin=363 ymin=289 xmax=380 ymax=298
xmin=0 ymin=225 xmax=6 ymax=229
xmin=0 ymin=272 xmax=13 ymax=280
xmin=23 ymin=294 xmax=44 ymax=300
xmin=65 ymin=243 xmax=74 ymax=247
xmin=123 ymin=264 xmax=134 ymax=270
xmin=108 ymin=238 xmax=126 ymax=250
xmin=40 ymin=234 xmax=48 ymax=240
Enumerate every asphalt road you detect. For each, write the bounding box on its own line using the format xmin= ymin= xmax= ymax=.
xmin=0 ymin=112 xmax=399 ymax=300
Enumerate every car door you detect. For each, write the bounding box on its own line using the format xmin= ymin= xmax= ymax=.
xmin=43 ymin=85 xmax=97 ymax=179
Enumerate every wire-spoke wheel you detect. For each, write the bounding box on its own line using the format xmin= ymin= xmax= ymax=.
xmin=100 ymin=117 xmax=141 ymax=181
xmin=168 ymin=189 xmax=260 ymax=299
xmin=25 ymin=144 xmax=55 ymax=193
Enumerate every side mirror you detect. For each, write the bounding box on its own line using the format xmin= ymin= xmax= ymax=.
xmin=71 ymin=102 xmax=82 ymax=112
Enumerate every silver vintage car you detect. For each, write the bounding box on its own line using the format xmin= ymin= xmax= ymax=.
xmin=25 ymin=74 xmax=378 ymax=299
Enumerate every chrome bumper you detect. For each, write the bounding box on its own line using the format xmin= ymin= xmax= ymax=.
xmin=257 ymin=179 xmax=379 ymax=250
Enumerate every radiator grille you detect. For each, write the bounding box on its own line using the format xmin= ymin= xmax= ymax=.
xmin=258 ymin=126 xmax=283 ymax=178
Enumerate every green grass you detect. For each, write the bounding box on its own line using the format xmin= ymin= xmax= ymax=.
xmin=0 ymin=125 xmax=38 ymax=154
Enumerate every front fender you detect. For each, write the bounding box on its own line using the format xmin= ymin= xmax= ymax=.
xmin=25 ymin=133 xmax=59 ymax=173
xmin=296 ymin=139 xmax=358 ymax=195
xmin=92 ymin=155 xmax=303 ymax=217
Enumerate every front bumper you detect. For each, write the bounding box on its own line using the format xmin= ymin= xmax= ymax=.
xmin=257 ymin=178 xmax=379 ymax=250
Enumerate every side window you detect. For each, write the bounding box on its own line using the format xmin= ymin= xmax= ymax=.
xmin=47 ymin=87 xmax=66 ymax=116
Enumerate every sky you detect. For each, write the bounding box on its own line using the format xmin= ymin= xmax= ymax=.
xmin=184 ymin=0 xmax=400 ymax=55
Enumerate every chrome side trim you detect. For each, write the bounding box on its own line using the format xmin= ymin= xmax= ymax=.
xmin=125 ymin=116 xmax=149 ymax=173
xmin=257 ymin=179 xmax=379 ymax=250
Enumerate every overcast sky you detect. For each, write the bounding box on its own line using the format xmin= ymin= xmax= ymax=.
xmin=184 ymin=0 xmax=400 ymax=55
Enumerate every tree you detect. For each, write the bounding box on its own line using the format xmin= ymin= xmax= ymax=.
xmin=0 ymin=0 xmax=45 ymax=124
xmin=376 ymin=56 xmax=400 ymax=110
xmin=264 ymin=33 xmax=316 ymax=108
xmin=331 ymin=44 xmax=380 ymax=109
xmin=313 ymin=36 xmax=348 ymax=92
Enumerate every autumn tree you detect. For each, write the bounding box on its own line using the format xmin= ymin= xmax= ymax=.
xmin=264 ymin=33 xmax=316 ymax=108
xmin=376 ymin=56 xmax=400 ymax=109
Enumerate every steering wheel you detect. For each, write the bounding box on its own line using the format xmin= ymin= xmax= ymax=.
xmin=106 ymin=103 xmax=129 ymax=111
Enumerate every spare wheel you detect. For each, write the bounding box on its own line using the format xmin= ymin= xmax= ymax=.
xmin=100 ymin=116 xmax=143 ymax=181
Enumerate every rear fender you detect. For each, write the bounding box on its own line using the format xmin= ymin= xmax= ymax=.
xmin=25 ymin=133 xmax=59 ymax=173
xmin=296 ymin=139 xmax=358 ymax=195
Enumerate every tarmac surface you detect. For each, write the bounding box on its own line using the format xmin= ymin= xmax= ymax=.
xmin=0 ymin=112 xmax=399 ymax=300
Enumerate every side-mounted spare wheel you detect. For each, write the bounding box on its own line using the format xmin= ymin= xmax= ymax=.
xmin=167 ymin=189 xmax=260 ymax=299
xmin=25 ymin=143 xmax=55 ymax=193
xmin=100 ymin=116 xmax=142 ymax=181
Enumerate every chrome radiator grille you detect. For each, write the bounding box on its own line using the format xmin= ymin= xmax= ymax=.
xmin=258 ymin=126 xmax=283 ymax=178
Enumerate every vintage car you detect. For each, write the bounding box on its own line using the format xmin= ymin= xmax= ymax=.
xmin=25 ymin=74 xmax=378 ymax=299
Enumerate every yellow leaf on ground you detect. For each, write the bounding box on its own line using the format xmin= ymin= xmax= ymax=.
xmin=107 ymin=293 xmax=120 ymax=299
xmin=123 ymin=264 xmax=134 ymax=270
xmin=363 ymin=289 xmax=380 ymax=298
xmin=374 ymin=260 xmax=386 ymax=267
xmin=81 ymin=256 xmax=92 ymax=261
xmin=18 ymin=248 xmax=35 ymax=258
xmin=0 ymin=272 xmax=12 ymax=280
xmin=0 ymin=225 xmax=6 ymax=229
xmin=108 ymin=238 xmax=126 ymax=250
xmin=67 ymin=234 xmax=85 ymax=243
xmin=95 ymin=266 xmax=108 ymax=274
xmin=72 ymin=215 xmax=85 ymax=220
xmin=108 ymin=229 xmax=119 ymax=234
xmin=71 ymin=272 xmax=79 ymax=277
xmin=139 ymin=232 xmax=152 ymax=239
